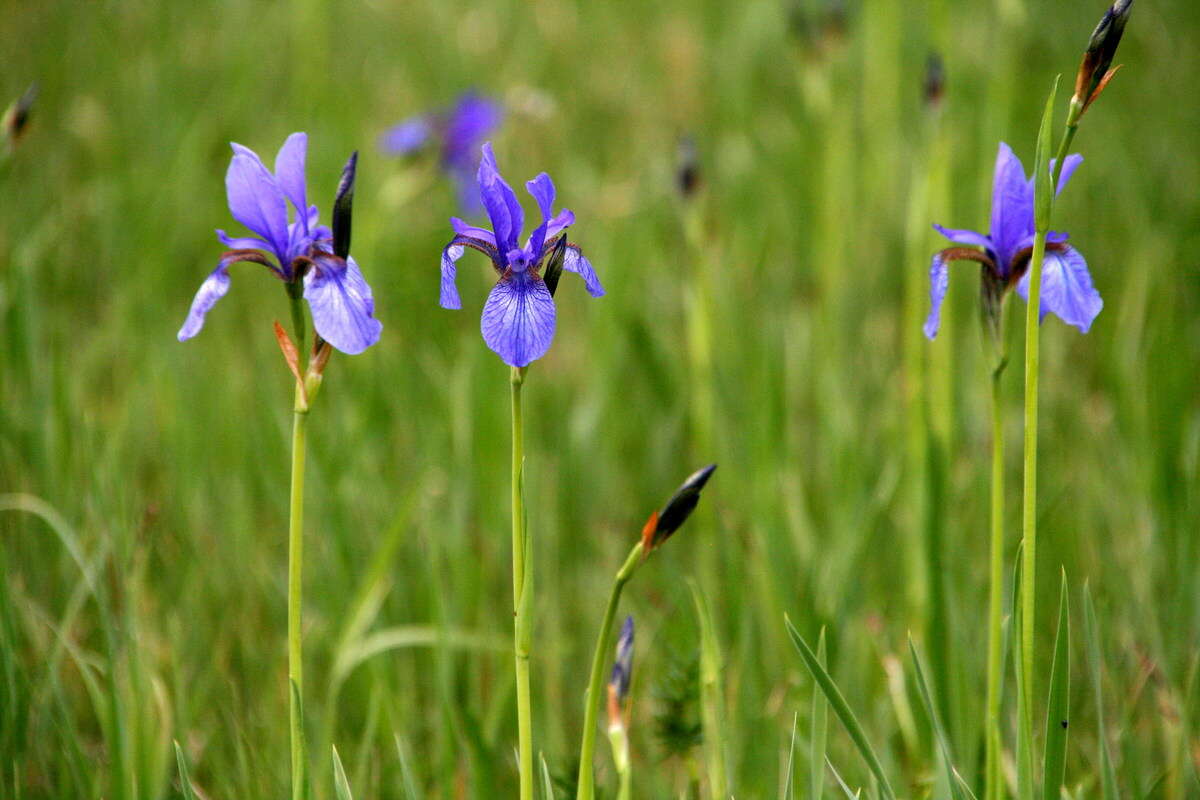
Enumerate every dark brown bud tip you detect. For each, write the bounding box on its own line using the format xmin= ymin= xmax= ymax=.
xmin=647 ymin=464 xmax=717 ymax=550
xmin=332 ymin=151 xmax=357 ymax=259
xmin=542 ymin=234 xmax=568 ymax=298
xmin=676 ymin=135 xmax=700 ymax=199
xmin=1074 ymin=0 xmax=1133 ymax=116
xmin=923 ymin=53 xmax=945 ymax=110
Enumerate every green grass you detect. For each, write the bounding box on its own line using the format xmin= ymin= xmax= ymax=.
xmin=2 ymin=0 xmax=1198 ymax=796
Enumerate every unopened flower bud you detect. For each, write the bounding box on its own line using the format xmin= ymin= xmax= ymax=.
xmin=332 ymin=151 xmax=357 ymax=259
xmin=1073 ymin=0 xmax=1133 ymax=120
xmin=542 ymin=233 xmax=568 ymax=298
xmin=641 ymin=464 xmax=717 ymax=552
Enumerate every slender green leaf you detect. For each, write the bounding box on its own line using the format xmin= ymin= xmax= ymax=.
xmin=826 ymin=757 xmax=862 ymax=800
xmin=783 ymin=711 xmax=798 ymax=800
xmin=785 ymin=616 xmax=896 ymax=800
xmin=1041 ymin=571 xmax=1071 ymax=800
xmin=812 ymin=628 xmax=828 ymax=800
xmin=908 ymin=637 xmax=978 ymax=800
xmin=691 ymin=581 xmax=728 ymax=799
xmin=1033 ymin=76 xmax=1061 ymax=231
xmin=1013 ymin=543 xmax=1034 ymax=800
xmin=174 ymin=740 xmax=197 ymax=800
xmin=332 ymin=745 xmax=354 ymax=800
xmin=539 ymin=752 xmax=556 ymax=800
xmin=1083 ymin=583 xmax=1120 ymax=800
xmin=394 ymin=734 xmax=420 ymax=800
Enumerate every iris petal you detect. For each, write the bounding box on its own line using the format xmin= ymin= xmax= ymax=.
xmin=1016 ymin=245 xmax=1102 ymax=333
xmin=177 ymin=266 xmax=232 ymax=342
xmin=564 ymin=245 xmax=605 ymax=297
xmin=274 ymin=132 xmax=309 ymax=227
xmin=303 ymin=255 xmax=383 ymax=355
xmin=477 ymin=142 xmax=523 ymax=251
xmin=932 ymin=224 xmax=991 ymax=250
xmin=923 ymin=251 xmax=951 ymax=340
xmin=225 ymin=148 xmax=290 ymax=260
xmin=989 ymin=142 xmax=1034 ymax=268
xmin=480 ymin=273 xmax=556 ymax=367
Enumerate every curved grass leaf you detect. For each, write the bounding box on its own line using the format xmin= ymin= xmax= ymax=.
xmin=1041 ymin=570 xmax=1071 ymax=800
xmin=907 ymin=637 xmax=978 ymax=800
xmin=174 ymin=740 xmax=197 ymax=800
xmin=332 ymin=745 xmax=354 ymax=800
xmin=784 ymin=615 xmax=896 ymax=800
xmin=812 ymin=629 xmax=828 ymax=800
xmin=1083 ymin=582 xmax=1120 ymax=800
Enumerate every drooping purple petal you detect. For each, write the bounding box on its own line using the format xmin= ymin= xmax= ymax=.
xmin=441 ymin=243 xmax=465 ymax=310
xmin=932 ymin=223 xmax=991 ymax=250
xmin=564 ymin=245 xmax=605 ymax=297
xmin=477 ymin=142 xmax=523 ymax=252
xmin=226 ymin=148 xmax=289 ymax=259
xmin=177 ymin=266 xmax=232 ymax=342
xmin=923 ymin=251 xmax=951 ymax=340
xmin=989 ymin=142 xmax=1034 ymax=267
xmin=543 ymin=208 xmax=575 ymax=242
xmin=1016 ymin=245 xmax=1102 ymax=333
xmin=480 ymin=273 xmax=556 ymax=367
xmin=380 ymin=117 xmax=433 ymax=154
xmin=178 ymin=250 xmax=279 ymax=340
xmin=303 ymin=254 xmax=383 ymax=354
xmin=274 ymin=132 xmax=309 ymax=226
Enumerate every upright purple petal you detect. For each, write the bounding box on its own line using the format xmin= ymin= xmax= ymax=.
xmin=1016 ymin=245 xmax=1102 ymax=333
xmin=274 ymin=132 xmax=309 ymax=225
xmin=564 ymin=245 xmax=605 ymax=297
xmin=477 ymin=143 xmax=523 ymax=252
xmin=226 ymin=148 xmax=289 ymax=258
xmin=480 ymin=274 xmax=556 ymax=367
xmin=989 ymin=142 xmax=1034 ymax=266
xmin=524 ymin=173 xmax=556 ymax=255
xmin=923 ymin=251 xmax=951 ymax=340
xmin=178 ymin=265 xmax=232 ymax=341
xmin=303 ymin=255 xmax=383 ymax=354
xmin=1052 ymin=154 xmax=1083 ymax=196
xmin=932 ymin=223 xmax=991 ymax=250
xmin=380 ymin=117 xmax=433 ymax=154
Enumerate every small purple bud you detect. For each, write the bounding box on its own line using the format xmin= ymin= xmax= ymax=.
xmin=608 ymin=616 xmax=635 ymax=704
xmin=923 ymin=53 xmax=945 ymax=110
xmin=333 ymin=151 xmax=357 ymax=259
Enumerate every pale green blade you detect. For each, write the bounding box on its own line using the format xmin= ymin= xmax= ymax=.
xmin=332 ymin=745 xmax=354 ymax=800
xmin=691 ymin=581 xmax=728 ymax=799
xmin=1083 ymin=583 xmax=1120 ymax=800
xmin=783 ymin=711 xmax=798 ymax=800
xmin=785 ymin=615 xmax=895 ymax=800
xmin=908 ymin=637 xmax=978 ymax=800
xmin=540 ymin=752 xmax=556 ymax=800
xmin=1041 ymin=570 xmax=1071 ymax=800
xmin=812 ymin=628 xmax=828 ymax=800
xmin=173 ymin=740 xmax=197 ymax=800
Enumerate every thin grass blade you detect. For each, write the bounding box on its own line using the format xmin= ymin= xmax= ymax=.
xmin=174 ymin=740 xmax=197 ymax=800
xmin=907 ymin=636 xmax=978 ymax=800
xmin=1041 ymin=570 xmax=1070 ymax=800
xmin=332 ymin=745 xmax=354 ymax=800
xmin=1083 ymin=582 xmax=1119 ymax=800
xmin=812 ymin=628 xmax=828 ymax=800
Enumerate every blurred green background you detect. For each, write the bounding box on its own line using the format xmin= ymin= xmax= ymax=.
xmin=2 ymin=0 xmax=1197 ymax=797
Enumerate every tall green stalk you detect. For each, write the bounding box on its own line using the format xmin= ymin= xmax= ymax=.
xmin=985 ymin=356 xmax=1006 ymax=800
xmin=287 ymin=293 xmax=309 ymax=800
xmin=510 ymin=366 xmax=534 ymax=800
xmin=576 ymin=542 xmax=642 ymax=800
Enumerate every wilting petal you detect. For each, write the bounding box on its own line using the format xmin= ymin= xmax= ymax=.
xmin=477 ymin=142 xmax=523 ymax=251
xmin=380 ymin=117 xmax=432 ymax=154
xmin=923 ymin=251 xmax=951 ymax=340
xmin=177 ymin=266 xmax=232 ymax=342
xmin=932 ymin=223 xmax=991 ymax=250
xmin=1016 ymin=245 xmax=1102 ymax=333
xmin=274 ymin=132 xmax=309 ymax=225
xmin=304 ymin=255 xmax=382 ymax=354
xmin=563 ymin=245 xmax=605 ymax=297
xmin=226 ymin=148 xmax=289 ymax=258
xmin=989 ymin=142 xmax=1034 ymax=266
xmin=480 ymin=273 xmax=556 ymax=367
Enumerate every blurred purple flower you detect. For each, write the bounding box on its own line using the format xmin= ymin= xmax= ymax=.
xmin=380 ymin=92 xmax=502 ymax=212
xmin=439 ymin=142 xmax=603 ymax=368
xmin=178 ymin=133 xmax=382 ymax=355
xmin=924 ymin=142 xmax=1102 ymax=339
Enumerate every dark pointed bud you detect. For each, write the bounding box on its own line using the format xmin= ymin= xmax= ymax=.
xmin=676 ymin=135 xmax=700 ymax=199
xmin=923 ymin=53 xmax=945 ymax=110
xmin=1073 ymin=0 xmax=1133 ymax=118
xmin=642 ymin=464 xmax=717 ymax=551
xmin=542 ymin=234 xmax=567 ymax=298
xmin=332 ymin=151 xmax=357 ymax=259
xmin=3 ymin=83 xmax=38 ymax=147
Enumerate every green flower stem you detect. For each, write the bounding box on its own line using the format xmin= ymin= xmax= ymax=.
xmin=287 ymin=294 xmax=309 ymax=800
xmin=1019 ymin=116 xmax=1078 ymax=719
xmin=510 ymin=366 xmax=534 ymax=800
xmin=576 ymin=541 xmax=644 ymax=800
xmin=985 ymin=354 xmax=1006 ymax=800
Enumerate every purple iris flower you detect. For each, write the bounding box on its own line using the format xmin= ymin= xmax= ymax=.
xmin=439 ymin=142 xmax=604 ymax=368
xmin=178 ymin=133 xmax=382 ymax=355
xmin=924 ymin=142 xmax=1103 ymax=339
xmin=608 ymin=615 xmax=635 ymax=705
xmin=380 ymin=92 xmax=502 ymax=212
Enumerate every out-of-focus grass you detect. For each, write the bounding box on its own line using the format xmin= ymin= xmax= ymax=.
xmin=1 ymin=0 xmax=1197 ymax=797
